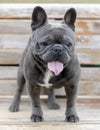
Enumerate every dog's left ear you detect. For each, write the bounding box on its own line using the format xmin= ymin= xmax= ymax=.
xmin=64 ymin=8 xmax=77 ymax=31
xmin=31 ymin=6 xmax=47 ymax=31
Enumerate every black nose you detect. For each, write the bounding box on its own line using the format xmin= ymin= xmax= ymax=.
xmin=52 ymin=45 xmax=63 ymax=54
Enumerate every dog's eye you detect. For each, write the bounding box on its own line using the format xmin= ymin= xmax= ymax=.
xmin=41 ymin=42 xmax=48 ymax=46
xmin=67 ymin=42 xmax=72 ymax=48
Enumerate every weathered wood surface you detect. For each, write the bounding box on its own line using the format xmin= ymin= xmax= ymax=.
xmin=0 ymin=5 xmax=100 ymax=129
xmin=0 ymin=4 xmax=99 ymax=97
xmin=0 ymin=67 xmax=100 ymax=96
xmin=0 ymin=20 xmax=100 ymax=35
xmin=1 ymin=35 xmax=100 ymax=49
xmin=76 ymin=20 xmax=100 ymax=35
xmin=0 ymin=4 xmax=100 ymax=19
xmin=0 ymin=80 xmax=100 ymax=96
xmin=0 ymin=33 xmax=100 ymax=65
xmin=0 ymin=125 xmax=99 ymax=130
xmin=0 ymin=48 xmax=100 ymax=65
xmin=0 ymin=5 xmax=100 ymax=65
xmin=0 ymin=98 xmax=100 ymax=130
xmin=0 ymin=20 xmax=31 ymax=34
xmin=0 ymin=49 xmax=22 ymax=65
xmin=0 ymin=67 xmax=100 ymax=80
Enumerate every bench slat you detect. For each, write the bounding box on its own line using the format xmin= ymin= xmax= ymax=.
xmin=0 ymin=48 xmax=100 ymax=65
xmin=0 ymin=4 xmax=100 ymax=98
xmin=0 ymin=80 xmax=100 ymax=96
xmin=0 ymin=67 xmax=100 ymax=81
xmin=0 ymin=35 xmax=100 ymax=49
xmin=0 ymin=20 xmax=100 ymax=35
xmin=0 ymin=4 xmax=100 ymax=19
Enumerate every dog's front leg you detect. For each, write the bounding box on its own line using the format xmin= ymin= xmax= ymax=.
xmin=26 ymin=81 xmax=44 ymax=122
xmin=64 ymin=84 xmax=79 ymax=122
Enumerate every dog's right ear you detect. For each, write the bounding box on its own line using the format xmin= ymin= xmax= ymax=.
xmin=31 ymin=6 xmax=47 ymax=31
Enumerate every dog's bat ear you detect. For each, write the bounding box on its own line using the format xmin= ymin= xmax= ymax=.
xmin=31 ymin=6 xmax=47 ymax=31
xmin=64 ymin=8 xmax=77 ymax=31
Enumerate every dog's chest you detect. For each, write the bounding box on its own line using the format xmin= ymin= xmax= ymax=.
xmin=38 ymin=70 xmax=53 ymax=88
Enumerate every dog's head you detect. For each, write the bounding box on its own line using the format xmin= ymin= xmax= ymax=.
xmin=30 ymin=6 xmax=77 ymax=76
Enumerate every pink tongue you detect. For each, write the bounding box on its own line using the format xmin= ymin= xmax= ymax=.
xmin=47 ymin=61 xmax=64 ymax=76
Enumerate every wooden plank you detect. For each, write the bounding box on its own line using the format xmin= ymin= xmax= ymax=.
xmin=0 ymin=66 xmax=99 ymax=96
xmin=0 ymin=66 xmax=18 ymax=79
xmin=0 ymin=35 xmax=29 ymax=49
xmin=0 ymin=67 xmax=100 ymax=83
xmin=0 ymin=49 xmax=23 ymax=65
xmin=0 ymin=4 xmax=100 ymax=19
xmin=0 ymin=20 xmax=31 ymax=34
xmin=0 ymin=80 xmax=100 ymax=96
xmin=0 ymin=20 xmax=100 ymax=35
xmin=0 ymin=98 xmax=100 ymax=128
xmin=76 ymin=20 xmax=100 ymax=35
xmin=0 ymin=48 xmax=100 ymax=65
xmin=0 ymin=124 xmax=100 ymax=130
xmin=0 ymin=80 xmax=26 ymax=95
xmin=0 ymin=66 xmax=100 ymax=80
xmin=79 ymin=81 xmax=100 ymax=96
xmin=77 ymin=49 xmax=100 ymax=65
xmin=55 ymin=81 xmax=100 ymax=96
xmin=76 ymin=35 xmax=100 ymax=49
xmin=0 ymin=80 xmax=17 ymax=95
xmin=0 ymin=66 xmax=100 ymax=81
xmin=0 ymin=35 xmax=100 ymax=49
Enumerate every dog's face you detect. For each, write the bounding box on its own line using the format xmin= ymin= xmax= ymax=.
xmin=31 ymin=6 xmax=77 ymax=76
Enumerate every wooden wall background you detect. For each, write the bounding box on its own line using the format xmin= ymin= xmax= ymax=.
xmin=0 ymin=4 xmax=100 ymax=97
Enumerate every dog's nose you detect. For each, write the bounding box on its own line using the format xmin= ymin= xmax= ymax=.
xmin=54 ymin=48 xmax=62 ymax=53
xmin=52 ymin=45 xmax=63 ymax=54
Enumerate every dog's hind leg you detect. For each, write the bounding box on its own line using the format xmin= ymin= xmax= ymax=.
xmin=9 ymin=67 xmax=25 ymax=112
xmin=47 ymin=88 xmax=60 ymax=109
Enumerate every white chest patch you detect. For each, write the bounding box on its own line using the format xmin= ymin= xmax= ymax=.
xmin=38 ymin=70 xmax=53 ymax=88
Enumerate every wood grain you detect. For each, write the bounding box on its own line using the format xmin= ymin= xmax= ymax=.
xmin=0 ymin=49 xmax=23 ymax=65
xmin=0 ymin=98 xmax=100 ymax=129
xmin=0 ymin=80 xmax=26 ymax=95
xmin=0 ymin=34 xmax=100 ymax=50
xmin=76 ymin=35 xmax=100 ymax=49
xmin=0 ymin=4 xmax=100 ymax=19
xmin=0 ymin=80 xmax=100 ymax=96
xmin=0 ymin=4 xmax=100 ymax=99
xmin=0 ymin=48 xmax=100 ymax=65
xmin=55 ymin=81 xmax=100 ymax=96
xmin=0 ymin=34 xmax=29 ymax=49
xmin=77 ymin=49 xmax=100 ymax=65
xmin=0 ymin=20 xmax=100 ymax=35
xmin=76 ymin=20 xmax=100 ymax=35
xmin=0 ymin=35 xmax=100 ymax=49
xmin=0 ymin=125 xmax=100 ymax=130
xmin=0 ymin=67 xmax=100 ymax=96
xmin=0 ymin=20 xmax=31 ymax=34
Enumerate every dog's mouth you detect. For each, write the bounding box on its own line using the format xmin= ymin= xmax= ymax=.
xmin=47 ymin=61 xmax=64 ymax=76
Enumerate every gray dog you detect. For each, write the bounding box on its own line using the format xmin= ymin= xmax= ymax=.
xmin=9 ymin=6 xmax=80 ymax=122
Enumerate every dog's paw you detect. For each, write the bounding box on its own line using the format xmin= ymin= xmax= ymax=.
xmin=31 ymin=114 xmax=44 ymax=122
xmin=9 ymin=104 xmax=19 ymax=112
xmin=65 ymin=115 xmax=79 ymax=122
xmin=48 ymin=102 xmax=60 ymax=110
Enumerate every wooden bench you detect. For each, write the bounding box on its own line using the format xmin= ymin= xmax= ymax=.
xmin=0 ymin=4 xmax=100 ymax=129
xmin=0 ymin=4 xmax=100 ymax=97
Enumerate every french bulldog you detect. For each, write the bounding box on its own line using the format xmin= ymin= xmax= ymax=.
xmin=9 ymin=6 xmax=81 ymax=122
